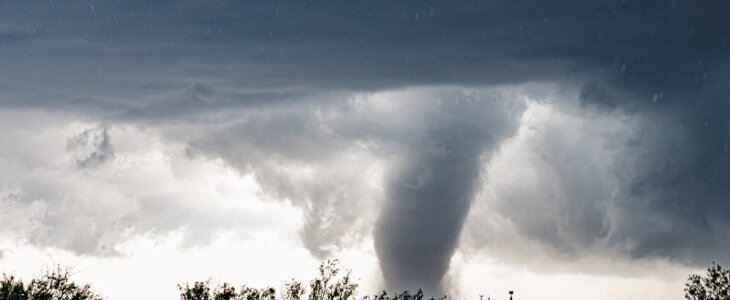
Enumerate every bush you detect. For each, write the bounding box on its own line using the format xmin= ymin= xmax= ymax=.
xmin=178 ymin=260 xmax=358 ymax=300
xmin=685 ymin=262 xmax=730 ymax=300
xmin=0 ymin=274 xmax=28 ymax=300
xmin=176 ymin=260 xmax=460 ymax=300
xmin=0 ymin=265 xmax=102 ymax=300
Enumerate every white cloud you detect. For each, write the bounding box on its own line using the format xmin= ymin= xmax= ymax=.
xmin=0 ymin=109 xmax=302 ymax=255
xmin=462 ymin=98 xmax=636 ymax=267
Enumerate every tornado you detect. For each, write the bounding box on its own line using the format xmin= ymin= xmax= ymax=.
xmin=373 ymin=95 xmax=525 ymax=296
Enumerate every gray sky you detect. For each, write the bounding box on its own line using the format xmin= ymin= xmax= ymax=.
xmin=1 ymin=1 xmax=729 ymax=299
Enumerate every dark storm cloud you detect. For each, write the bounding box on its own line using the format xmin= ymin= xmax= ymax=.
xmin=605 ymin=107 xmax=730 ymax=263
xmin=2 ymin=0 xmax=727 ymax=112
xmin=0 ymin=1 xmax=633 ymax=113
xmin=1 ymin=0 xmax=730 ymax=293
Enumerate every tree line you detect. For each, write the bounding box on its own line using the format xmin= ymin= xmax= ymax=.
xmin=1 ymin=260 xmax=729 ymax=300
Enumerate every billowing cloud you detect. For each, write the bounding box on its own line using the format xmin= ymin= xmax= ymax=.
xmin=0 ymin=110 xmax=300 ymax=255
xmin=464 ymin=94 xmax=730 ymax=271
xmin=67 ymin=124 xmax=115 ymax=168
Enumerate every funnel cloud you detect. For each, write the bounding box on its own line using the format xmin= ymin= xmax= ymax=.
xmin=374 ymin=96 xmax=526 ymax=295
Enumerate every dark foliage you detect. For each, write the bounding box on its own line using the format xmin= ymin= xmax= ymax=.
xmin=0 ymin=265 xmax=102 ymax=300
xmin=685 ymin=262 xmax=730 ymax=300
xmin=8 ymin=259 xmax=722 ymax=299
xmin=178 ymin=260 xmax=358 ymax=300
xmin=361 ymin=289 xmax=446 ymax=300
xmin=0 ymin=274 xmax=27 ymax=300
xmin=177 ymin=260 xmax=460 ymax=300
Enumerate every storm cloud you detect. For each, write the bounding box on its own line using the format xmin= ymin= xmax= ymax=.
xmin=0 ymin=0 xmax=729 ymax=295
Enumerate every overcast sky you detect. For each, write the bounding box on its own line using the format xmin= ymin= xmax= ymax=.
xmin=1 ymin=1 xmax=729 ymax=299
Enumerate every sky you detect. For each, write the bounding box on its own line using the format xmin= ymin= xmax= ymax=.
xmin=0 ymin=1 xmax=729 ymax=299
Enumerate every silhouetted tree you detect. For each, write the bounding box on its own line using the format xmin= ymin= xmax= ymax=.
xmin=282 ymin=279 xmax=305 ymax=300
xmin=685 ymin=262 xmax=730 ymax=300
xmin=179 ymin=260 xmax=357 ymax=300
xmin=0 ymin=265 xmax=102 ymax=300
xmin=177 ymin=280 xmax=283 ymax=300
xmin=261 ymin=287 xmax=277 ymax=300
xmin=179 ymin=280 xmax=213 ymax=300
xmin=362 ymin=289 xmax=447 ymax=300
xmin=308 ymin=260 xmax=358 ymax=300
xmin=0 ymin=274 xmax=28 ymax=300
xmin=213 ymin=283 xmax=237 ymax=300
